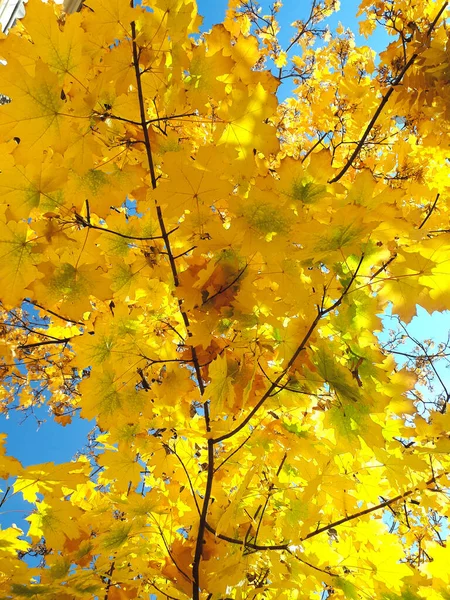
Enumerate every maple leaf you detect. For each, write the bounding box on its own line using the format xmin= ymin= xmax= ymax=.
xmin=22 ymin=1 xmax=85 ymax=81
xmin=0 ymin=58 xmax=68 ymax=157
xmin=215 ymin=82 xmax=279 ymax=160
xmin=98 ymin=448 xmax=142 ymax=492
xmin=13 ymin=460 xmax=89 ymax=503
xmin=0 ymin=526 xmax=29 ymax=556
xmin=0 ymin=220 xmax=41 ymax=306
xmin=27 ymin=497 xmax=83 ymax=549
xmin=0 ymin=434 xmax=23 ymax=480
xmin=207 ymin=352 xmax=235 ymax=417
xmin=0 ymin=158 xmax=68 ymax=220
xmin=185 ymin=44 xmax=234 ymax=107
xmin=82 ymin=0 xmax=135 ymax=46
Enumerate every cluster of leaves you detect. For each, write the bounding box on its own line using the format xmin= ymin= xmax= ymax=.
xmin=0 ymin=0 xmax=450 ymax=598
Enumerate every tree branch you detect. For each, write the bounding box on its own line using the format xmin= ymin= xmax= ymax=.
xmin=23 ymin=299 xmax=83 ymax=325
xmin=18 ymin=338 xmax=71 ymax=350
xmin=212 ymin=255 xmax=364 ymax=445
xmin=130 ymin=11 xmax=205 ymax=402
xmin=192 ymin=439 xmax=214 ymax=600
xmin=131 ymin=20 xmax=157 ymax=190
xmin=370 ymin=254 xmax=397 ymax=281
xmin=301 ymin=470 xmax=448 ymax=542
xmin=201 ymin=470 xmax=448 ymax=553
xmin=253 ymin=453 xmax=287 ymax=545
xmin=103 ymin=561 xmax=115 ymax=600
xmin=130 ymin=20 xmax=211 ymax=594
xmin=202 ymin=265 xmax=248 ymax=305
xmin=74 ymin=213 xmax=170 ymax=241
xmin=328 ymin=2 xmax=448 ymax=184
xmin=106 ymin=111 xmax=198 ymax=127
xmin=165 ymin=442 xmax=201 ymax=516
xmin=418 ymin=193 xmax=440 ymax=230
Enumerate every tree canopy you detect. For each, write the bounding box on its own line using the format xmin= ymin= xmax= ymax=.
xmin=0 ymin=0 xmax=450 ymax=598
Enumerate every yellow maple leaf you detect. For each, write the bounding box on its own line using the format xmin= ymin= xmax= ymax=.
xmin=422 ymin=542 xmax=450 ymax=584
xmin=98 ymin=449 xmax=142 ymax=492
xmin=23 ymin=1 xmax=86 ymax=81
xmin=216 ymin=82 xmax=279 ymax=159
xmin=27 ymin=497 xmax=82 ymax=549
xmin=0 ymin=526 xmax=29 ymax=555
xmin=0 ymin=220 xmax=41 ymax=306
xmin=208 ymin=352 xmax=235 ymax=417
xmin=0 ymin=58 xmax=68 ymax=157
xmin=0 ymin=434 xmax=23 ymax=480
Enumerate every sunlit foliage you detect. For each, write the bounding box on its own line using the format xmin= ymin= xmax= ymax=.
xmin=0 ymin=0 xmax=450 ymax=598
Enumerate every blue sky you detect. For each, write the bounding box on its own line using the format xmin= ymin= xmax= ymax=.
xmin=1 ymin=0 xmax=449 ymax=536
xmin=197 ymin=0 xmax=391 ymax=51
xmin=197 ymin=0 xmax=391 ymax=101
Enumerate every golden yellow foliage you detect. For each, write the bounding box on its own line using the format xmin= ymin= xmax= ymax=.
xmin=0 ymin=0 xmax=450 ymax=598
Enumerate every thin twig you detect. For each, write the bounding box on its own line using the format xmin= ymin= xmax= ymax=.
xmin=202 ymin=265 xmax=248 ymax=305
xmin=149 ymin=514 xmax=193 ymax=584
xmin=23 ymin=299 xmax=83 ymax=325
xmin=370 ymin=254 xmax=397 ymax=281
xmin=418 ymin=193 xmax=440 ymax=229
xmin=74 ymin=213 xmax=169 ymax=241
xmin=254 ymin=453 xmax=287 ymax=544
xmin=301 ymin=131 xmax=330 ymax=163
xmin=0 ymin=486 xmax=11 ymax=508
xmin=150 ymin=581 xmax=180 ymax=600
xmin=286 ymin=548 xmax=339 ymax=577
xmin=18 ymin=338 xmax=71 ymax=350
xmin=165 ymin=443 xmax=201 ymax=516
xmin=103 ymin=561 xmax=115 ymax=600
xmin=214 ymin=432 xmax=254 ymax=473
xmin=105 ymin=111 xmax=198 ymax=127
